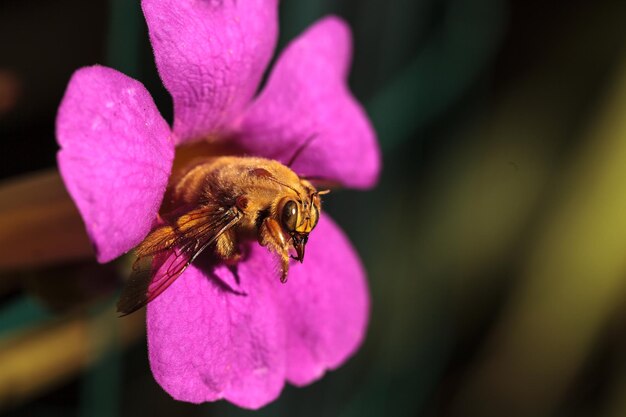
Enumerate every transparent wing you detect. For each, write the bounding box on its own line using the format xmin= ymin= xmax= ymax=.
xmin=116 ymin=205 xmax=242 ymax=316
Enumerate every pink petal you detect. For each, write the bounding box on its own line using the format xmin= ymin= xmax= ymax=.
xmin=237 ymin=16 xmax=381 ymax=189
xmin=274 ymin=214 xmax=370 ymax=385
xmin=147 ymin=256 xmax=286 ymax=409
xmin=56 ymin=66 xmax=174 ymax=263
xmin=147 ymin=214 xmax=369 ymax=407
xmin=142 ymin=0 xmax=279 ymax=143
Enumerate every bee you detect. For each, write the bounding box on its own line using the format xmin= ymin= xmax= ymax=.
xmin=117 ymin=155 xmax=329 ymax=316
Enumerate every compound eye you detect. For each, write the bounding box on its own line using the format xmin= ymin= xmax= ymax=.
xmin=281 ymin=200 xmax=298 ymax=232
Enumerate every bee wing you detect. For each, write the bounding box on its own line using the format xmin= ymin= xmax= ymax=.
xmin=116 ymin=205 xmax=242 ymax=316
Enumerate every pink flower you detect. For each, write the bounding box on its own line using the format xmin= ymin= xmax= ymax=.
xmin=56 ymin=0 xmax=380 ymax=409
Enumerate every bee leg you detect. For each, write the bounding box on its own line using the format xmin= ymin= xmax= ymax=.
xmin=258 ymin=217 xmax=290 ymax=283
xmin=215 ymin=228 xmax=241 ymax=264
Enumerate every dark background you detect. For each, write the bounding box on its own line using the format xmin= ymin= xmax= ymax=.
xmin=2 ymin=0 xmax=626 ymax=416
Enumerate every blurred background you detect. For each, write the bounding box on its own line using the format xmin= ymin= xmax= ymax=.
xmin=2 ymin=0 xmax=626 ymax=416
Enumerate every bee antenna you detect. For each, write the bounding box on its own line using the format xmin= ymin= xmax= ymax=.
xmin=287 ymin=133 xmax=318 ymax=168
xmin=264 ymin=175 xmax=303 ymax=198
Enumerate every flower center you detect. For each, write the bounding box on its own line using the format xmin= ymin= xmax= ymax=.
xmin=171 ymin=138 xmax=242 ymax=176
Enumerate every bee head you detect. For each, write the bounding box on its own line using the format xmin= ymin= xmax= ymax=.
xmin=278 ymin=192 xmax=325 ymax=234
xmin=277 ymin=190 xmax=327 ymax=262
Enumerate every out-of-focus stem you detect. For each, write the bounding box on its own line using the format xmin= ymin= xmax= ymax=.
xmin=0 ymin=169 xmax=93 ymax=272
xmin=0 ymin=307 xmax=144 ymax=409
